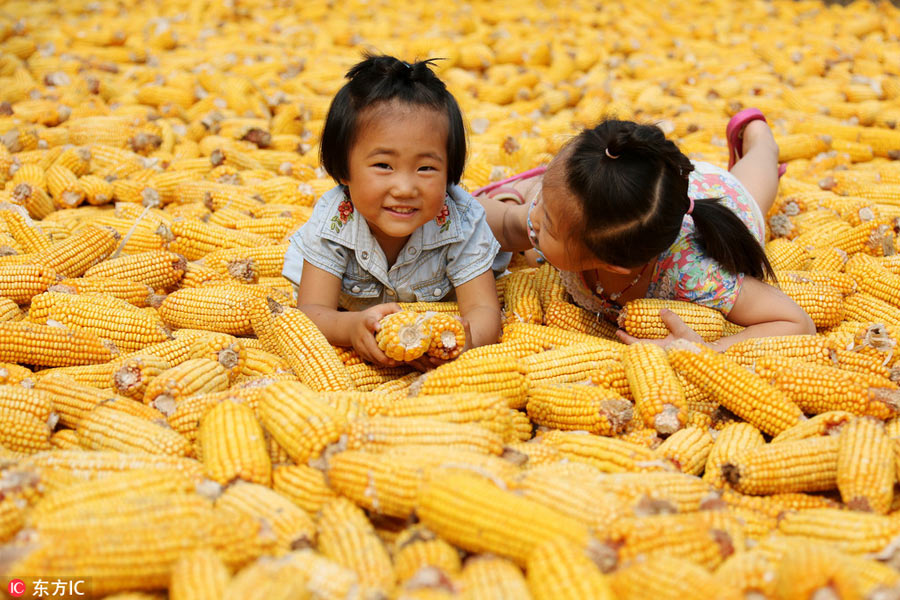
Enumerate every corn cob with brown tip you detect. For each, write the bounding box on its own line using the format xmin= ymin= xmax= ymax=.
xmin=417 ymin=470 xmax=595 ymax=567
xmin=652 ymin=426 xmax=714 ymax=476
xmin=199 ymin=400 xmax=271 ymax=486
xmin=837 ymin=417 xmax=895 ymax=514
xmin=376 ymin=311 xmax=442 ymax=361
xmin=0 ymin=320 xmax=118 ymax=366
xmin=216 ymin=480 xmax=315 ymax=553
xmin=317 ymin=497 xmax=395 ymax=593
xmin=34 ymin=224 xmax=119 ymax=277
xmin=83 ymin=250 xmax=186 ymax=290
xmin=265 ymin=298 xmax=356 ymax=391
xmin=704 ymin=422 xmax=766 ymax=488
xmin=169 ymin=548 xmax=231 ymax=600
xmin=392 ymin=525 xmax=462 ymax=584
xmin=668 ymin=340 xmax=802 ymax=436
xmin=623 ymin=342 xmax=686 ymax=434
xmin=110 ymin=354 xmax=170 ymax=401
xmin=143 ymin=358 xmax=229 ymax=416
xmin=525 ymin=382 xmax=633 ymax=436
xmin=256 ymin=380 xmax=347 ymax=464
xmin=527 ymin=536 xmax=614 ymax=600
xmin=722 ymin=435 xmax=840 ymax=495
xmin=618 ymin=299 xmax=726 ymax=342
xmin=771 ymin=411 xmax=855 ymax=443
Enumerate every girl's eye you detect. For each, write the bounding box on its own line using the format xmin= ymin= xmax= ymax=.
xmin=373 ymin=163 xmax=391 ymax=169
xmin=418 ymin=166 xmax=437 ymax=172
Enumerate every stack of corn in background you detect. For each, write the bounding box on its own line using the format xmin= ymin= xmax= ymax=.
xmin=0 ymin=0 xmax=900 ymax=597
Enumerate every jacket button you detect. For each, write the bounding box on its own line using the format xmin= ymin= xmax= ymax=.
xmin=361 ymin=251 xmax=369 ymax=260
xmin=433 ymin=288 xmax=442 ymax=296
xmin=351 ymin=285 xmax=361 ymax=293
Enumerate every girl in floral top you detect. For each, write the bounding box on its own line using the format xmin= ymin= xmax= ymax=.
xmin=477 ymin=113 xmax=814 ymax=351
xmin=283 ymin=55 xmax=504 ymax=367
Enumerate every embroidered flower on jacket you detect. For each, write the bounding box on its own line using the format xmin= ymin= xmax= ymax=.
xmin=330 ymin=200 xmax=354 ymax=232
xmin=434 ymin=203 xmax=450 ymax=232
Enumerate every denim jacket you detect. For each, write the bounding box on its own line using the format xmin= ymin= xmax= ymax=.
xmin=283 ymin=184 xmax=508 ymax=310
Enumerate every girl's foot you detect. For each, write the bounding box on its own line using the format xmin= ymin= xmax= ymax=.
xmin=726 ymin=108 xmax=786 ymax=177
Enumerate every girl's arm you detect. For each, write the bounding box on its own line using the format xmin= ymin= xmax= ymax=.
xmin=616 ymin=277 xmax=815 ymax=351
xmin=709 ymin=276 xmax=816 ymax=351
xmin=454 ymin=270 xmax=503 ymax=351
xmin=475 ymin=195 xmax=532 ymax=253
xmin=296 ymin=261 xmax=402 ymax=366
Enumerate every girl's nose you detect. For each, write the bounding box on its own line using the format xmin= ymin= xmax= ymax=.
xmin=390 ymin=174 xmax=416 ymax=197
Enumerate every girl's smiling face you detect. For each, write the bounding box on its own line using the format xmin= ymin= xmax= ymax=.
xmin=342 ymin=101 xmax=450 ymax=258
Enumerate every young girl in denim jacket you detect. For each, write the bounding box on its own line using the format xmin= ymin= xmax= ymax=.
xmin=283 ymin=55 xmax=504 ymax=366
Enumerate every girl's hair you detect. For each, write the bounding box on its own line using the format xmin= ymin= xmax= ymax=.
xmin=561 ymin=119 xmax=775 ymax=281
xmin=320 ymin=54 xmax=466 ymax=186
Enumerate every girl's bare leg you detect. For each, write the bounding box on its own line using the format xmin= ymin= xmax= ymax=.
xmin=728 ymin=120 xmax=780 ymax=217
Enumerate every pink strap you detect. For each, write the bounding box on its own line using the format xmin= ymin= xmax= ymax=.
xmin=472 ymin=165 xmax=548 ymax=196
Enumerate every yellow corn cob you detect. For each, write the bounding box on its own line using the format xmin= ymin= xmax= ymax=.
xmin=0 ymin=263 xmax=57 ymax=303
xmin=753 ymin=355 xmax=898 ymax=418
xmin=169 ymin=548 xmax=231 ymax=600
xmin=618 ymin=299 xmax=726 ymax=342
xmin=503 ymin=268 xmax=542 ymax=324
xmin=83 ymin=250 xmax=186 ymax=290
xmin=0 ymin=320 xmax=118 ymax=366
xmin=847 ymin=254 xmax=900 ymax=309
xmin=542 ymin=300 xmax=618 ymax=339
xmin=108 ymin=354 xmax=169 ymax=400
xmin=610 ymin=555 xmax=731 ymax=600
xmin=538 ymin=429 xmax=664 ymax=473
xmin=722 ymin=435 xmax=840 ymax=495
xmin=188 ymin=332 xmax=246 ymax=382
xmin=502 ymin=321 xmax=601 ymax=347
xmin=764 ymin=238 xmax=812 ymax=271
xmin=272 ymin=464 xmax=337 ymax=517
xmin=703 ymin=422 xmax=766 ymax=488
xmin=4 ymin=493 xmax=270 ymax=596
xmin=0 ymin=408 xmax=52 ymax=454
xmin=32 ymin=373 xmax=136 ymax=428
xmin=317 ymin=497 xmax=395 ymax=593
xmin=837 ymin=417 xmax=895 ymax=514
xmin=587 ymin=359 xmax=632 ymax=400
xmin=0 ymin=382 xmax=53 ymax=423
xmin=843 ymin=292 xmax=900 ymax=326
xmin=602 ymin=510 xmax=745 ymax=572
xmin=382 ymin=392 xmax=512 ymax=437
xmin=0 ymin=208 xmax=52 ymax=253
xmin=169 ymin=219 xmax=270 ymax=260
xmin=216 ymin=480 xmax=315 ymax=553
xmin=45 ymin=163 xmax=85 ymax=208
xmin=457 ymin=555 xmax=531 ymax=599
xmin=774 ymin=133 xmax=832 ymax=162
xmin=527 ymin=536 xmax=614 ymax=600
xmin=417 ymin=470 xmax=594 ymax=567
xmin=0 ymin=362 xmax=32 ymax=385
xmin=158 ymin=286 xmax=258 ymax=336
xmin=52 ymin=276 xmax=157 ymax=307
xmin=771 ymin=411 xmax=854 ymax=444
xmin=623 ymin=342 xmax=686 ymax=434
xmin=519 ymin=340 xmax=623 ymax=387
xmin=652 ymin=426 xmax=714 ymax=476
xmin=17 ymin=450 xmax=204 ymax=493
xmin=30 ymin=291 xmax=172 ymax=353
xmin=256 ymin=380 xmax=347 ymax=463
xmin=668 ymin=341 xmax=802 ymax=436
xmin=525 ymin=382 xmax=632 ymax=436
xmin=776 ymin=280 xmax=844 ymax=328
xmin=199 ymin=400 xmax=271 ymax=486
xmin=202 ymin=243 xmax=288 ymax=279
xmin=375 ymin=311 xmax=437 ymax=361
xmin=265 ymin=298 xmax=356 ymax=392
xmin=77 ymin=404 xmax=192 ymax=456
xmin=777 ymin=508 xmax=900 ymax=555
xmin=392 ymin=525 xmax=462 ymax=584
xmin=346 ymin=416 xmax=503 ymax=455
xmin=35 ymin=224 xmax=120 ymax=278
xmin=10 ymin=180 xmax=54 ymax=218
xmin=143 ymin=358 xmax=230 ymax=416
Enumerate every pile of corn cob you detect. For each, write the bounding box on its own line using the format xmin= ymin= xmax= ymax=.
xmin=1 ymin=0 xmax=900 ymax=597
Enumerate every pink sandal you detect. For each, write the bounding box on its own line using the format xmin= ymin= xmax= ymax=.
xmin=726 ymin=108 xmax=787 ymax=177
